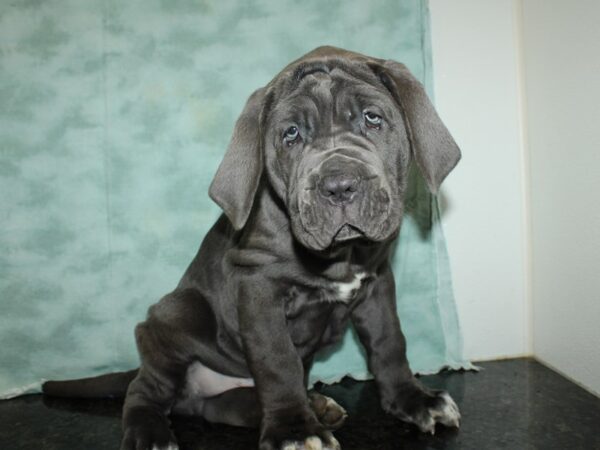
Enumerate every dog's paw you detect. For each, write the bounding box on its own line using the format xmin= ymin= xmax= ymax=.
xmin=308 ymin=392 xmax=348 ymax=430
xmin=280 ymin=434 xmax=341 ymax=450
xmin=120 ymin=426 xmax=178 ymax=450
xmin=259 ymin=410 xmax=341 ymax=450
xmin=403 ymin=390 xmax=461 ymax=434
xmin=151 ymin=444 xmax=179 ymax=450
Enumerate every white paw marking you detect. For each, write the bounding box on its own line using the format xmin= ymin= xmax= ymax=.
xmin=328 ymin=436 xmax=341 ymax=450
xmin=281 ymin=435 xmax=340 ymax=450
xmin=417 ymin=415 xmax=436 ymax=435
xmin=409 ymin=391 xmax=461 ymax=434
xmin=332 ymin=272 xmax=367 ymax=302
xmin=431 ymin=392 xmax=461 ymax=428
xmin=420 ymin=392 xmax=461 ymax=434
xmin=305 ymin=436 xmax=323 ymax=450
xmin=151 ymin=443 xmax=179 ymax=450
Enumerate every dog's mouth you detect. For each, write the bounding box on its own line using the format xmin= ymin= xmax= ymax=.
xmin=333 ymin=223 xmax=365 ymax=243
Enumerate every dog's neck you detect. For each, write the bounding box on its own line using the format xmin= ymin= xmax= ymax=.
xmin=237 ymin=182 xmax=392 ymax=282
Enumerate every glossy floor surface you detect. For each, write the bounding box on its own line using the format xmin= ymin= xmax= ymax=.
xmin=1 ymin=358 xmax=599 ymax=449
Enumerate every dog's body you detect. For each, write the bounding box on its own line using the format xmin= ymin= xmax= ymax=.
xmin=43 ymin=47 xmax=461 ymax=450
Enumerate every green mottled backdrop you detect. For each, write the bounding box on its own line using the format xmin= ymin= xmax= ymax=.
xmin=0 ymin=0 xmax=469 ymax=398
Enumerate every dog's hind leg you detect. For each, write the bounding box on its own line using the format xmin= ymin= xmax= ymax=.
xmin=121 ymin=288 xmax=221 ymax=450
xmin=121 ymin=353 xmax=181 ymax=450
xmin=121 ymin=368 xmax=179 ymax=450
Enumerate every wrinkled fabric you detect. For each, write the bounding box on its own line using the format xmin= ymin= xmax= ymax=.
xmin=0 ymin=0 xmax=472 ymax=399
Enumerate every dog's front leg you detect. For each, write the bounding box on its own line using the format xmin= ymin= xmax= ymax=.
xmin=351 ymin=267 xmax=461 ymax=434
xmin=238 ymin=276 xmax=340 ymax=450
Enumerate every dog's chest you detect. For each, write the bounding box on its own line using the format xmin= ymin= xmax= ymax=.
xmin=327 ymin=272 xmax=368 ymax=302
xmin=284 ymin=272 xmax=368 ymax=318
xmin=283 ymin=272 xmax=369 ymax=351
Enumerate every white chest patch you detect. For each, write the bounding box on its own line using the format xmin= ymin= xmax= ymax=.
xmin=331 ymin=272 xmax=368 ymax=302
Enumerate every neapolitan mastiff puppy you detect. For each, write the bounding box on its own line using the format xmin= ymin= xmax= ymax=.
xmin=44 ymin=46 xmax=461 ymax=450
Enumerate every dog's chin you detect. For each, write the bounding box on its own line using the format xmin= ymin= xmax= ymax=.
xmin=296 ymin=223 xmax=376 ymax=254
xmin=293 ymin=202 xmax=403 ymax=252
xmin=332 ymin=223 xmax=365 ymax=243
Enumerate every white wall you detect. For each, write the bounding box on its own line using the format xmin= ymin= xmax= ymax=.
xmin=429 ymin=0 xmax=530 ymax=361
xmin=430 ymin=0 xmax=600 ymax=395
xmin=522 ymin=0 xmax=600 ymax=395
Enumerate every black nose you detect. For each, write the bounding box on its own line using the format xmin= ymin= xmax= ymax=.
xmin=319 ymin=174 xmax=360 ymax=204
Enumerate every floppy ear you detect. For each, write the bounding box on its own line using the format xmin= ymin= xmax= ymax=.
xmin=372 ymin=61 xmax=461 ymax=194
xmin=209 ymin=88 xmax=265 ymax=230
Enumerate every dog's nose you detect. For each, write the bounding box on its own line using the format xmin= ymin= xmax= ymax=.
xmin=319 ymin=174 xmax=360 ymax=204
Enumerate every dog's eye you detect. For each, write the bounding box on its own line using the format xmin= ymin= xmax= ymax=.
xmin=364 ymin=111 xmax=382 ymax=129
xmin=283 ymin=126 xmax=300 ymax=146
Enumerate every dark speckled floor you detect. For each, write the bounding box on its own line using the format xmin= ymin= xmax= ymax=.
xmin=1 ymin=358 xmax=599 ymax=449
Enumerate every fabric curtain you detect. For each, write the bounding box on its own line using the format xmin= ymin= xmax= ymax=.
xmin=0 ymin=0 xmax=472 ymax=399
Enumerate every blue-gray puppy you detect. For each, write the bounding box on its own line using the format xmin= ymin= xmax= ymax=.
xmin=44 ymin=46 xmax=461 ymax=450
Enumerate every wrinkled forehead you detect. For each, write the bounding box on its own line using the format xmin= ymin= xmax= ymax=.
xmin=264 ymin=61 xmax=394 ymax=122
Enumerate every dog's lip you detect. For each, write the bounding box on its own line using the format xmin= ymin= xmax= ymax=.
xmin=333 ymin=224 xmax=364 ymax=243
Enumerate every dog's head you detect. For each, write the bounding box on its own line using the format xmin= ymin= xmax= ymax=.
xmin=209 ymin=46 xmax=460 ymax=252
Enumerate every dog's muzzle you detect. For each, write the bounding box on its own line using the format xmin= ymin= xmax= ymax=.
xmin=316 ymin=171 xmax=366 ymax=243
xmin=295 ymin=150 xmax=396 ymax=249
